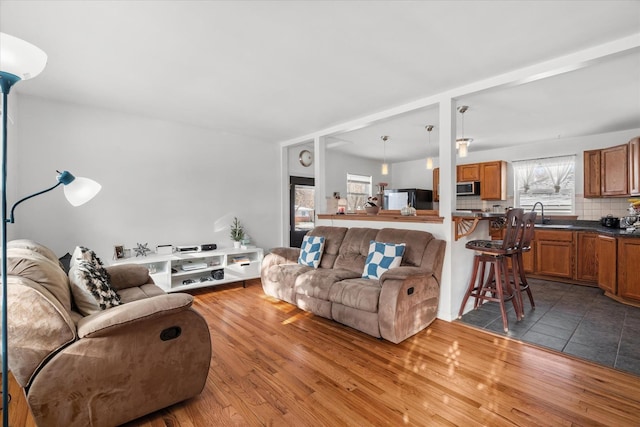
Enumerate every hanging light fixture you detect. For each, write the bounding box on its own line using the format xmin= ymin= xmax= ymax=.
xmin=425 ymin=125 xmax=434 ymax=170
xmin=381 ymin=135 xmax=389 ymax=175
xmin=456 ymin=105 xmax=473 ymax=158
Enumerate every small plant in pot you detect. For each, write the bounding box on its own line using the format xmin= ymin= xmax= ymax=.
xmin=364 ymin=197 xmax=380 ymax=215
xmin=230 ymin=217 xmax=245 ymax=248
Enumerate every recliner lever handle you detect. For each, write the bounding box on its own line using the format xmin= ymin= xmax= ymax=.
xmin=160 ymin=326 xmax=182 ymax=341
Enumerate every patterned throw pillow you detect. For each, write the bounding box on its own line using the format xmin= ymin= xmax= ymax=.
xmin=69 ymin=246 xmax=122 ymax=316
xmin=298 ymin=235 xmax=326 ymax=268
xmin=362 ymin=240 xmax=406 ymax=280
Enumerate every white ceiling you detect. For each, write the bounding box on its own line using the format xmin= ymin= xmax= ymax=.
xmin=2 ymin=1 xmax=639 ymax=161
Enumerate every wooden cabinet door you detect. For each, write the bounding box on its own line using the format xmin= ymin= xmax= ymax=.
xmin=601 ymin=144 xmax=629 ymax=196
xmin=521 ymin=247 xmax=535 ymax=273
xmin=629 ymin=137 xmax=640 ymax=195
xmin=576 ymin=232 xmax=598 ymax=283
xmin=534 ymin=230 xmax=574 ymax=279
xmin=597 ymin=235 xmax=617 ymax=294
xmin=457 ymin=163 xmax=480 ymax=182
xmin=433 ymin=167 xmax=439 ymax=202
xmin=583 ymin=149 xmax=601 ymax=198
xmin=480 ymin=161 xmax=506 ymax=200
xmin=618 ymin=238 xmax=640 ymax=301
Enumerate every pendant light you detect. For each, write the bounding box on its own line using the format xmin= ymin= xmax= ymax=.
xmin=456 ymin=105 xmax=473 ymax=158
xmin=381 ymin=135 xmax=389 ymax=175
xmin=425 ymin=125 xmax=434 ymax=170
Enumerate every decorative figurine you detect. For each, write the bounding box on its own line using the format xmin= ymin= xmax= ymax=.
xmin=134 ymin=242 xmax=151 ymax=257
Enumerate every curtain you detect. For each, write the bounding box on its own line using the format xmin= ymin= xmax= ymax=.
xmin=544 ymin=155 xmax=575 ymax=192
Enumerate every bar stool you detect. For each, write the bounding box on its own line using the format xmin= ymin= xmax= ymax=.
xmin=458 ymin=208 xmax=524 ymax=332
xmin=513 ymin=211 xmax=537 ymax=314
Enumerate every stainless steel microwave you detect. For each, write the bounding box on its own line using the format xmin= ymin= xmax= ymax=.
xmin=456 ymin=181 xmax=480 ymax=196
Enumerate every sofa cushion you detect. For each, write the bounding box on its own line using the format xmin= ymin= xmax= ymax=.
xmin=294 ymin=268 xmax=361 ymax=300
xmin=8 ymin=239 xmax=61 ymax=266
xmin=329 ymin=278 xmax=382 ymax=313
xmin=69 ymin=246 xmax=122 ymax=316
xmin=307 ymin=226 xmax=348 ymax=269
xmin=333 ymin=228 xmax=380 ymax=274
xmin=6 ymin=247 xmax=73 ymax=313
xmin=374 ymin=228 xmax=432 ymax=267
xmin=298 ymin=235 xmax=325 ymax=268
xmin=362 ymin=241 xmax=405 ymax=280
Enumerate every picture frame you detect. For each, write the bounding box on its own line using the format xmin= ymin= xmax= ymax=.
xmin=114 ymin=245 xmax=125 ymax=259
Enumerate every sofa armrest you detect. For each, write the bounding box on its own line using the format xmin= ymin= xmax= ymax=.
xmin=105 ymin=264 xmax=153 ymax=290
xmin=378 ymin=269 xmax=440 ymax=344
xmin=380 ymin=266 xmax=433 ymax=282
xmin=77 ymin=293 xmax=194 ymax=338
xmin=268 ymin=247 xmax=301 ymax=263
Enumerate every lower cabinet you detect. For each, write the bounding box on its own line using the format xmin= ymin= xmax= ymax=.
xmin=597 ymin=235 xmax=617 ymax=294
xmin=535 ymin=230 xmax=574 ymax=279
xmin=576 ymin=232 xmax=598 ymax=282
xmin=618 ymin=238 xmax=640 ymax=301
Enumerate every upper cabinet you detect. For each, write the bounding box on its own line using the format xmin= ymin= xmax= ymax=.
xmin=433 ymin=167 xmax=440 ymax=202
xmin=629 ymin=137 xmax=640 ymax=195
xmin=583 ymin=149 xmax=601 ymax=197
xmin=456 ymin=164 xmax=480 ymax=182
xmin=601 ymin=144 xmax=629 ymax=196
xmin=480 ymin=161 xmax=507 ymax=200
xmin=584 ymin=137 xmax=639 ymax=198
xmin=433 ymin=160 xmax=506 ymax=201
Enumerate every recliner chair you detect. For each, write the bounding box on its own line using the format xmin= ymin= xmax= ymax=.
xmin=6 ymin=240 xmax=211 ymax=427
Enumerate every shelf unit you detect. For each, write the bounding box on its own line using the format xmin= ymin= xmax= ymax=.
xmin=112 ymin=247 xmax=264 ymax=293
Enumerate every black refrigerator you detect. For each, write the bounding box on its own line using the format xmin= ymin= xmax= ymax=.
xmin=384 ymin=188 xmax=433 ymax=210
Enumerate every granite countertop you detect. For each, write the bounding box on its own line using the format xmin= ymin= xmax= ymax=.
xmin=533 ymin=220 xmax=640 ymax=237
xmin=452 ymin=211 xmax=640 ymax=237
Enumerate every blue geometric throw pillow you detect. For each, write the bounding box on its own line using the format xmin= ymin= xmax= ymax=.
xmin=298 ymin=235 xmax=326 ymax=268
xmin=362 ymin=240 xmax=406 ymax=280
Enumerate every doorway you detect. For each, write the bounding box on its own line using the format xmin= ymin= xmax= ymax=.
xmin=290 ymin=176 xmax=315 ymax=248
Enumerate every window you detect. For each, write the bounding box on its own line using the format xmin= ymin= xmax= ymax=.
xmin=346 ymin=173 xmax=372 ymax=212
xmin=513 ymin=155 xmax=575 ymax=214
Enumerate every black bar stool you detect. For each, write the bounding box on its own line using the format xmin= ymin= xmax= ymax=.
xmin=458 ymin=208 xmax=524 ymax=332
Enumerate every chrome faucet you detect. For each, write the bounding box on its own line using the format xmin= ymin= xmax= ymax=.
xmin=531 ymin=201 xmax=550 ymax=224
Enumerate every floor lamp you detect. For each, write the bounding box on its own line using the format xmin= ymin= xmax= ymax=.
xmin=1 ymin=33 xmax=101 ymax=426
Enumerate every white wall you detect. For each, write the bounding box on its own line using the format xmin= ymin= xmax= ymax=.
xmin=325 ymin=149 xmax=387 ymax=202
xmin=11 ymin=95 xmax=281 ymax=261
xmin=287 ymin=146 xmax=387 ymax=211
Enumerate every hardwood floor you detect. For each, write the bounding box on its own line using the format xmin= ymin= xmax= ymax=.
xmin=8 ymin=279 xmax=640 ymax=426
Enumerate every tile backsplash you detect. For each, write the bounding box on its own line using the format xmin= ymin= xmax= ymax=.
xmin=450 ymin=195 xmax=633 ymax=220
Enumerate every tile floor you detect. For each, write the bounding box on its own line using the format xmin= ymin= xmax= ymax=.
xmin=457 ymin=278 xmax=640 ymax=377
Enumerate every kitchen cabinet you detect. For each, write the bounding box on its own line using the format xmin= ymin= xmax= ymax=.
xmin=629 ymin=137 xmax=640 ymax=195
xmin=597 ymin=235 xmax=617 ymax=294
xmin=618 ymin=237 xmax=640 ymax=301
xmin=457 ymin=164 xmax=480 ymax=182
xmin=583 ymin=149 xmax=601 ymax=198
xmin=480 ymin=161 xmax=507 ymax=200
xmin=576 ymin=232 xmax=598 ymax=282
xmin=601 ymin=144 xmax=629 ymax=196
xmin=535 ymin=230 xmax=573 ymax=279
xmin=433 ymin=167 xmax=439 ymax=202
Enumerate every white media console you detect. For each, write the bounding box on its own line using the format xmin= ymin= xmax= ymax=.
xmin=112 ymin=247 xmax=264 ymax=292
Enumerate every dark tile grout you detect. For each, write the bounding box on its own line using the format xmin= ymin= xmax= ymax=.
xmin=458 ymin=278 xmax=640 ymax=377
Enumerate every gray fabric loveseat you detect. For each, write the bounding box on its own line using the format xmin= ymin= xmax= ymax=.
xmin=261 ymin=226 xmax=446 ymax=343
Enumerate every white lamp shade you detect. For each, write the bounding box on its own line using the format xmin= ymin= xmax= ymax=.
xmin=458 ymin=141 xmax=469 ymax=157
xmin=381 ymin=163 xmax=389 ymax=175
xmin=0 ymin=33 xmax=47 ymax=80
xmin=63 ymin=177 xmax=102 ymax=207
xmin=426 ymin=157 xmax=434 ymax=170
